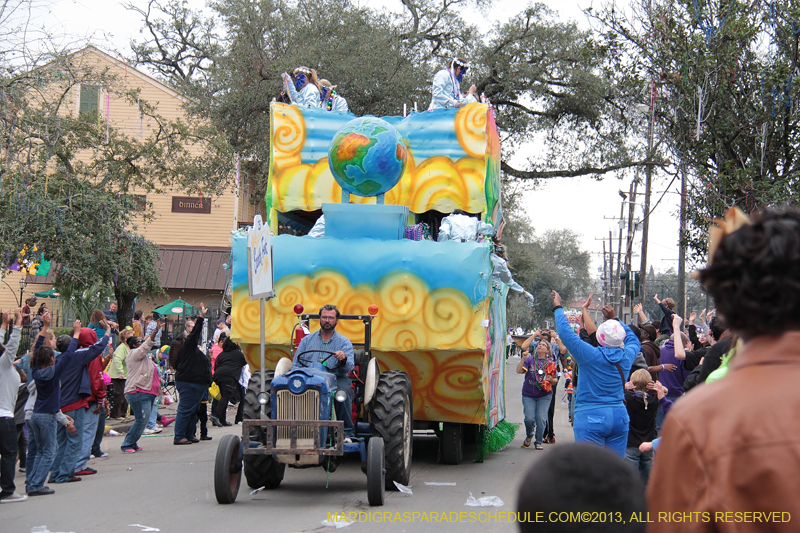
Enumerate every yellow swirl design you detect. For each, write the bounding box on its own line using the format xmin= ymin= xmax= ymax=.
xmin=377 ymin=271 xmax=425 ymax=321
xmin=231 ymin=268 xmax=486 ymax=352
xmin=375 ymin=349 xmax=486 ymax=424
xmin=272 ymin=104 xmax=306 ymax=170
xmin=274 ymin=165 xmax=312 ymax=211
xmin=455 ymin=102 xmax=488 ymax=158
xmin=268 ymin=108 xmax=489 ymax=215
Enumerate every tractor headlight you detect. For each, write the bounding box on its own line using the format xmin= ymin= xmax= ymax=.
xmin=257 ymin=392 xmax=269 ymax=405
xmin=334 ymin=389 xmax=348 ymax=403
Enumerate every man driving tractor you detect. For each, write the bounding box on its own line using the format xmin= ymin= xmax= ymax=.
xmin=291 ymin=304 xmax=355 ymax=439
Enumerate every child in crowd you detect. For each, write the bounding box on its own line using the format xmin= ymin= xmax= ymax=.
xmin=624 ymin=369 xmax=672 ymax=483
xmin=27 ymin=316 xmax=84 ymax=496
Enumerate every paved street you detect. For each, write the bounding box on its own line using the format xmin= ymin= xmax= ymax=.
xmin=6 ymin=358 xmax=574 ymax=533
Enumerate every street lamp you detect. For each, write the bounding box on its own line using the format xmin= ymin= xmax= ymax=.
xmin=18 ymin=277 xmax=25 ymax=307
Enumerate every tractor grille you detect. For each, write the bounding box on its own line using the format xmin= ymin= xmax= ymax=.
xmin=276 ymin=389 xmax=320 ymax=445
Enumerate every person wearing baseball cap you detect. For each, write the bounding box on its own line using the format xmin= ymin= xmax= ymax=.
xmin=551 ymin=290 xmax=640 ymax=458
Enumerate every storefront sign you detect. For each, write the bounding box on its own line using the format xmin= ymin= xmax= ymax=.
xmin=171 ymin=196 xmax=211 ymax=214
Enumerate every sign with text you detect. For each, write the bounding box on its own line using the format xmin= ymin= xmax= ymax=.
xmin=171 ymin=196 xmax=211 ymax=214
xmin=247 ymin=215 xmax=274 ymax=300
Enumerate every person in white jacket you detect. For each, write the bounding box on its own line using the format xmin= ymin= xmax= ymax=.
xmin=319 ymin=79 xmax=349 ymax=113
xmin=0 ymin=310 xmax=26 ymax=502
xmin=428 ymin=57 xmax=478 ymax=111
xmin=281 ymin=66 xmax=322 ymax=108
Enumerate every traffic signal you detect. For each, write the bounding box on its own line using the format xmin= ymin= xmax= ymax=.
xmin=620 ymin=271 xmax=630 ymax=295
xmin=620 ymin=271 xmax=641 ymax=298
xmin=631 ymin=271 xmax=641 ymax=298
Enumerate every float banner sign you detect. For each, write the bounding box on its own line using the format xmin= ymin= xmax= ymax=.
xmin=247 ymin=214 xmax=275 ymax=300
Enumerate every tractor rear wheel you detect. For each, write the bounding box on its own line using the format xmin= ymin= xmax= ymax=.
xmin=242 ymin=370 xmax=285 ymax=489
xmin=370 ymin=370 xmax=412 ymax=490
xmin=440 ymin=422 xmax=464 ymax=465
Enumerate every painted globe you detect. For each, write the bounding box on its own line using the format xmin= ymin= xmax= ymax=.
xmin=328 ymin=117 xmax=407 ymax=197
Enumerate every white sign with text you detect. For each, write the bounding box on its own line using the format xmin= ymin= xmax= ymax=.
xmin=247 ymin=215 xmax=275 ymax=300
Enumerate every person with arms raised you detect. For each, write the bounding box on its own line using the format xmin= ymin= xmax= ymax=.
xmin=552 ymin=291 xmax=640 ymax=458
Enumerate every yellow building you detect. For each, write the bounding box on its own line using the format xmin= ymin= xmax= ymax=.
xmin=1 ymin=46 xmax=262 ymax=319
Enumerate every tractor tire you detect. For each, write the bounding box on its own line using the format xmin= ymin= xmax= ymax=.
xmin=366 ymin=436 xmax=385 ymax=506
xmin=214 ymin=434 xmax=242 ymax=504
xmin=242 ymin=370 xmax=285 ymax=489
xmin=370 ymin=370 xmax=412 ymax=490
xmin=440 ymin=422 xmax=464 ymax=465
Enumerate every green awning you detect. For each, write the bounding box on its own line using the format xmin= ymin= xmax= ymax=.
xmin=152 ymin=299 xmax=197 ymax=315
xmin=33 ymin=288 xmax=60 ymax=298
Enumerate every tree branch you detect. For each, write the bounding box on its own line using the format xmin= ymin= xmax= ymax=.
xmin=501 ymin=158 xmax=667 ymax=180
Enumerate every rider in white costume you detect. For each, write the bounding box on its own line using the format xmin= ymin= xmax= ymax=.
xmin=319 ymin=79 xmax=350 ymax=113
xmin=281 ymin=66 xmax=322 ymax=108
xmin=428 ymin=57 xmax=478 ymax=111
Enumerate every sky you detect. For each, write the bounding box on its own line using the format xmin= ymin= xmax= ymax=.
xmin=34 ymin=0 xmax=683 ymax=279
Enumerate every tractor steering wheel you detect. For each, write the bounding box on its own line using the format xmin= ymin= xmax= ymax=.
xmin=296 ymin=349 xmax=340 ymax=369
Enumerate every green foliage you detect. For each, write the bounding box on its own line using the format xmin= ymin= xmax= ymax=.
xmin=594 ymin=0 xmax=800 ymax=260
xmin=52 ymin=282 xmax=114 ymax=324
xmin=128 ymin=0 xmax=656 ymax=193
xmin=0 ymin=26 xmax=225 ymax=327
xmin=476 ymin=4 xmax=649 ymax=180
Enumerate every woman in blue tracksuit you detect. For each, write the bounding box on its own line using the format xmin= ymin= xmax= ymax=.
xmin=551 ymin=291 xmax=640 ymax=458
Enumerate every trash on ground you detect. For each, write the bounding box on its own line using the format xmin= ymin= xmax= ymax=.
xmin=465 ymin=492 xmax=504 ymax=507
xmin=128 ymin=525 xmax=160 ymax=532
xmin=250 ymin=486 xmax=266 ymax=495
xmin=393 ymin=481 xmax=413 ymax=495
xmin=106 ymin=429 xmax=120 ymax=437
xmin=126 ymin=468 xmax=133 ymax=471
xmin=424 ymin=482 xmax=457 ymax=486
xmin=31 ymin=527 xmax=75 ymax=533
xmin=321 ymin=516 xmax=352 ymax=529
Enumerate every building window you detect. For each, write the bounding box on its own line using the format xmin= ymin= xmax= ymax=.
xmin=80 ymin=85 xmax=99 ymax=115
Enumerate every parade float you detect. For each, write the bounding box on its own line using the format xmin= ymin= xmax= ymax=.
xmin=228 ymin=101 xmax=514 ymax=487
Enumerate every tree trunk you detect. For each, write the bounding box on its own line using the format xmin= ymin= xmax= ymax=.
xmin=115 ymin=291 xmax=137 ymax=330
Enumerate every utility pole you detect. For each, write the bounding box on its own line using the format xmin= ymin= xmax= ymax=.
xmin=640 ymin=81 xmax=656 ymax=302
xmin=677 ymin=161 xmax=687 ymax=320
xmin=624 ymin=180 xmax=638 ymax=322
xmin=609 ymin=230 xmax=614 ymax=309
xmin=625 ymin=180 xmax=638 ymax=275
xmin=616 ymin=192 xmax=626 ymax=318
xmin=602 ymin=240 xmax=608 ymax=307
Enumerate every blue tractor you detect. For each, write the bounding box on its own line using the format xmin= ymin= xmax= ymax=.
xmin=214 ymin=307 xmax=413 ymax=506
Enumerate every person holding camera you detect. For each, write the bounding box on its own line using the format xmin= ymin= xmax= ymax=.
xmin=517 ymin=335 xmax=558 ymax=450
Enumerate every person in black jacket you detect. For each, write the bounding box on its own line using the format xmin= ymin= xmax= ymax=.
xmin=210 ymin=338 xmax=247 ymax=427
xmin=172 ymin=305 xmax=211 ymax=445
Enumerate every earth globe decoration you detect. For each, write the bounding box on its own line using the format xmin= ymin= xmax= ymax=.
xmin=328 ymin=117 xmax=408 ymax=197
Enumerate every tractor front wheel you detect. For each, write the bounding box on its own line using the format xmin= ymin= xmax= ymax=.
xmin=214 ymin=434 xmax=242 ymax=504
xmin=242 ymin=370 xmax=285 ymax=489
xmin=367 ymin=436 xmax=385 ymax=506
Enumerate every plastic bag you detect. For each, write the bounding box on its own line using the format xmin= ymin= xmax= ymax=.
xmin=209 ymin=382 xmax=221 ymax=401
xmin=465 ymin=492 xmax=504 ymax=507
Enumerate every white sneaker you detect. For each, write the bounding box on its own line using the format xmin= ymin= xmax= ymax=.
xmin=90 ymin=452 xmax=109 ymax=459
xmin=151 ymin=427 xmax=163 ymax=433
xmin=0 ymin=492 xmax=27 ymax=503
xmin=143 ymin=428 xmax=156 ymax=435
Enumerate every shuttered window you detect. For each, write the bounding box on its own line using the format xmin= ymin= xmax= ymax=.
xmin=79 ymin=85 xmax=99 ymax=114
